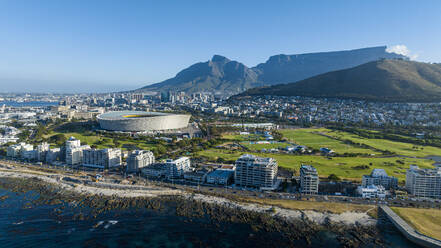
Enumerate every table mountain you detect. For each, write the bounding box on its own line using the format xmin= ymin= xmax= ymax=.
xmin=138 ymin=46 xmax=407 ymax=94
xmin=253 ymin=46 xmax=407 ymax=85
xmin=240 ymin=59 xmax=441 ymax=102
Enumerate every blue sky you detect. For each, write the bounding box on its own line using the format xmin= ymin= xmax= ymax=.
xmin=0 ymin=0 xmax=440 ymax=93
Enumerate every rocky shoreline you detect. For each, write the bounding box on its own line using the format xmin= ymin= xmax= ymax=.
xmin=0 ymin=173 xmax=391 ymax=247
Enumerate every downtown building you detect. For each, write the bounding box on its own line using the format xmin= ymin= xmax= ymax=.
xmin=406 ymin=165 xmax=441 ymax=198
xmin=300 ymin=165 xmax=319 ymax=194
xmin=362 ymin=168 xmax=398 ymax=190
xmin=126 ymin=150 xmax=155 ymax=173
xmin=235 ymin=154 xmax=278 ymax=190
xmin=83 ymin=148 xmax=122 ymax=169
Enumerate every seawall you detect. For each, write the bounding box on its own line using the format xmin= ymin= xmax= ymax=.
xmin=380 ymin=205 xmax=441 ymax=248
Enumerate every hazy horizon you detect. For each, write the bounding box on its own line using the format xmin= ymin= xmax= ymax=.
xmin=1 ymin=0 xmax=440 ymax=93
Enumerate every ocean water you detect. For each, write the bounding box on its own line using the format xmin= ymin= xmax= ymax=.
xmin=0 ymin=101 xmax=58 ymax=107
xmin=0 ymin=189 xmax=419 ymax=248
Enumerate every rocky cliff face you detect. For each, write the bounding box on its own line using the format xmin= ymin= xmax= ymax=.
xmin=252 ymin=46 xmax=408 ymax=85
xmin=139 ymin=46 xmax=408 ymax=94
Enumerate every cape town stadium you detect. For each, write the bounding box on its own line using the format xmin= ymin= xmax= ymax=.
xmin=97 ymin=111 xmax=191 ymax=132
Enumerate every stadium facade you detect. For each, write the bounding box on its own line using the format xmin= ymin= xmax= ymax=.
xmin=97 ymin=111 xmax=191 ymax=132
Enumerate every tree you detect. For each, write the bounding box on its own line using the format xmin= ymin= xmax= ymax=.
xmin=156 ymin=145 xmax=167 ymax=156
xmin=327 ymin=174 xmax=341 ymax=182
xmin=49 ymin=134 xmax=67 ymax=146
xmin=272 ymin=131 xmax=283 ymax=141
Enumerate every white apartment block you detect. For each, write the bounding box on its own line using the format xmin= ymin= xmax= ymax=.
xmin=235 ymin=154 xmax=278 ymax=190
xmin=37 ymin=142 xmax=50 ymax=162
xmin=83 ymin=148 xmax=122 ymax=169
xmin=127 ymin=150 xmax=155 ymax=173
xmin=165 ymin=157 xmax=191 ymax=179
xmin=406 ymin=165 xmax=441 ymax=198
xmin=7 ymin=143 xmax=33 ymax=158
xmin=46 ymin=148 xmax=61 ymax=164
xmin=357 ymin=185 xmax=386 ymax=199
xmin=362 ymin=168 xmax=398 ymax=190
xmin=65 ymin=137 xmax=89 ymax=165
xmin=300 ymin=164 xmax=319 ymax=194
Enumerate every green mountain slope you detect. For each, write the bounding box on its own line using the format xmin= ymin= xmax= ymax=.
xmin=241 ymin=59 xmax=441 ymax=102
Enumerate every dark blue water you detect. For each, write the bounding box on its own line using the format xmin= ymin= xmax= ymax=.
xmin=0 ymin=189 xmax=420 ymax=248
xmin=0 ymin=101 xmax=58 ymax=107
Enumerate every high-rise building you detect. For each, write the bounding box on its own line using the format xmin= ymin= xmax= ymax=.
xmin=65 ymin=136 xmax=81 ymax=149
xmin=83 ymin=148 xmax=121 ymax=169
xmin=46 ymin=148 xmax=61 ymax=164
xmin=37 ymin=142 xmax=50 ymax=162
xmin=65 ymin=137 xmax=89 ymax=165
xmin=235 ymin=154 xmax=278 ymax=189
xmin=362 ymin=168 xmax=398 ymax=190
xmin=165 ymin=157 xmax=191 ymax=179
xmin=7 ymin=143 xmax=34 ymax=159
xmin=406 ymin=165 xmax=441 ymax=198
xmin=300 ymin=165 xmax=319 ymax=194
xmin=7 ymin=143 xmax=23 ymax=158
xmin=127 ymin=150 xmax=155 ymax=173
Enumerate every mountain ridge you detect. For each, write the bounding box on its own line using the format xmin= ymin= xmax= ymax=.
xmin=138 ymin=46 xmax=407 ymax=94
xmin=238 ymin=59 xmax=441 ymax=102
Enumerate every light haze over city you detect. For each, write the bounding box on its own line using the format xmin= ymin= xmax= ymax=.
xmin=0 ymin=0 xmax=440 ymax=93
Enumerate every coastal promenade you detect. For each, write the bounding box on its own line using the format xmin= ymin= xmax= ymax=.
xmin=380 ymin=205 xmax=441 ymax=248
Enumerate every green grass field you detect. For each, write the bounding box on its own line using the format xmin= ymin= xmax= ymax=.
xmin=324 ymin=129 xmax=441 ymax=157
xmin=197 ymin=148 xmax=433 ymax=181
xmin=392 ymin=207 xmax=441 ymax=241
xmin=280 ymin=128 xmax=376 ymax=154
xmin=240 ymin=141 xmax=288 ymax=150
xmin=44 ymin=131 xmax=157 ymax=151
xmin=222 ymin=133 xmax=267 ymax=142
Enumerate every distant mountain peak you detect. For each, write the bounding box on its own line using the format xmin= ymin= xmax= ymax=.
xmin=211 ymin=55 xmax=230 ymax=63
xmin=138 ymin=46 xmax=410 ymax=95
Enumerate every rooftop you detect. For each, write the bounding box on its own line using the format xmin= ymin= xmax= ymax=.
xmin=300 ymin=164 xmax=317 ymax=173
xmin=208 ymin=169 xmax=234 ymax=177
xmin=371 ymin=168 xmax=388 ymax=177
xmin=97 ymin=111 xmax=171 ymax=120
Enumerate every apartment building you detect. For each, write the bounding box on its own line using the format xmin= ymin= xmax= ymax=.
xmin=165 ymin=157 xmax=191 ymax=179
xmin=83 ymin=148 xmax=122 ymax=169
xmin=36 ymin=142 xmax=50 ymax=162
xmin=7 ymin=143 xmax=33 ymax=158
xmin=65 ymin=137 xmax=89 ymax=165
xmin=362 ymin=168 xmax=398 ymax=190
xmin=357 ymin=185 xmax=386 ymax=199
xmin=300 ymin=164 xmax=319 ymax=194
xmin=126 ymin=150 xmax=155 ymax=173
xmin=235 ymin=154 xmax=278 ymax=190
xmin=406 ymin=165 xmax=441 ymax=198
